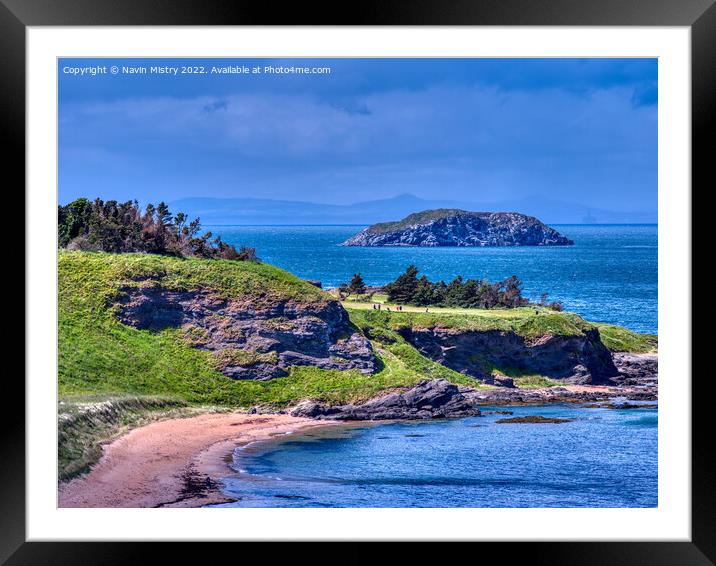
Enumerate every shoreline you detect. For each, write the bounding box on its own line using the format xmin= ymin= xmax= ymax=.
xmin=58 ymin=412 xmax=337 ymax=508
xmin=466 ymin=382 xmax=657 ymax=406
xmin=58 ymin=376 xmax=657 ymax=508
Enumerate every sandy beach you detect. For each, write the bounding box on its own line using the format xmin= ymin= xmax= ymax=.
xmin=58 ymin=412 xmax=333 ymax=508
xmin=57 ymin=380 xmax=655 ymax=509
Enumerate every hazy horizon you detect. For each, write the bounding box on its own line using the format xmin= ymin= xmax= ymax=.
xmin=59 ymin=58 xmax=657 ymax=215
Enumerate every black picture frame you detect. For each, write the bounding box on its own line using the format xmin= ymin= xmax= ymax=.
xmin=5 ymin=0 xmax=710 ymax=562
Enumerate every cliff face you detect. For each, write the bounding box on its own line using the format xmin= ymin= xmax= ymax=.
xmin=399 ymin=327 xmax=619 ymax=385
xmin=116 ymin=282 xmax=376 ymax=380
xmin=342 ymin=209 xmax=573 ymax=247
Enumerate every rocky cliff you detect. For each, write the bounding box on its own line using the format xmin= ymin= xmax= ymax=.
xmin=116 ymin=281 xmax=376 ymax=380
xmin=398 ymin=326 xmax=619 ymax=385
xmin=342 ymin=209 xmax=573 ymax=247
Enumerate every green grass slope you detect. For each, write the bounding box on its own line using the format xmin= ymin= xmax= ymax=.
xmin=59 ymin=252 xmax=485 ymax=408
xmin=346 ymin=305 xmax=593 ymax=340
xmin=594 ymin=323 xmax=658 ymax=353
xmin=59 ymin=251 xmax=656 ymax=409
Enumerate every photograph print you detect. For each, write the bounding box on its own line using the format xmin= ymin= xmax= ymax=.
xmin=57 ymin=57 xmax=658 ymax=509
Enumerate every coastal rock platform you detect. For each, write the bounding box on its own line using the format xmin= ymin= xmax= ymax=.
xmin=290 ymin=379 xmax=482 ymax=420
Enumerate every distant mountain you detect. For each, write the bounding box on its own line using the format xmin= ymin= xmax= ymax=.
xmin=471 ymin=195 xmax=657 ymax=225
xmin=169 ymin=193 xmax=656 ymax=225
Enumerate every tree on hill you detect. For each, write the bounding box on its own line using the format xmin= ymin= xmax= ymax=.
xmin=58 ymin=197 xmax=92 ymax=247
xmin=538 ymin=292 xmax=564 ymax=311
xmin=383 ymin=266 xmax=533 ymax=310
xmin=337 ymin=283 xmax=350 ymax=300
xmin=58 ymin=197 xmax=259 ymax=262
xmin=348 ymin=273 xmax=367 ymax=295
xmin=412 ymin=275 xmax=435 ymax=306
xmin=385 ymin=265 xmax=420 ymax=303
xmin=548 ymin=300 xmax=564 ymax=311
xmin=501 ymin=275 xmax=528 ymax=308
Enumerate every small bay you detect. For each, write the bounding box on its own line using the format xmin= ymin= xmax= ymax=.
xmin=213 ymin=403 xmax=658 ymax=508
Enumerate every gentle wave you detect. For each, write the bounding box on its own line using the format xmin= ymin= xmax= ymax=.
xmin=219 ymin=406 xmax=658 ymax=508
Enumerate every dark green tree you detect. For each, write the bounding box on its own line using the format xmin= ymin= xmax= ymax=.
xmin=385 ymin=265 xmax=420 ymax=303
xmin=412 ymin=275 xmax=436 ymax=306
xmin=58 ymin=197 xmax=91 ymax=247
xmin=501 ymin=275 xmax=526 ymax=307
xmin=348 ymin=273 xmax=367 ymax=295
xmin=381 ymin=267 xmax=531 ymax=310
xmin=444 ymin=276 xmax=465 ymax=306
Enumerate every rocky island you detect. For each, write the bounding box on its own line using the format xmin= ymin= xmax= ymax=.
xmin=341 ymin=209 xmax=573 ymax=247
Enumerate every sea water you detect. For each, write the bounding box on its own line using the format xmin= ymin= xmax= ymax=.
xmin=213 ymin=403 xmax=657 ymax=508
xmin=208 ymin=224 xmax=657 ymax=508
xmin=213 ymin=224 xmax=657 ymax=334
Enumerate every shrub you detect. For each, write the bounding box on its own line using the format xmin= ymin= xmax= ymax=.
xmin=384 ymin=266 xmax=530 ymax=309
xmin=58 ymin=197 xmax=259 ymax=262
xmin=348 ymin=273 xmax=367 ymax=295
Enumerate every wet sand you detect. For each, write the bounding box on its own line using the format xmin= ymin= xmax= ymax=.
xmin=58 ymin=412 xmax=333 ymax=508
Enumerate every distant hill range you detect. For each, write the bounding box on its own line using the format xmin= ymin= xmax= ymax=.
xmin=342 ymin=209 xmax=574 ymax=247
xmin=169 ymin=193 xmax=656 ymax=225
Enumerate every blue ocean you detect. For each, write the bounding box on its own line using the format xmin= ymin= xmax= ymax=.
xmin=214 ymin=403 xmax=657 ymax=508
xmin=209 ymin=223 xmax=657 ymax=508
xmin=213 ymin=224 xmax=657 ymax=334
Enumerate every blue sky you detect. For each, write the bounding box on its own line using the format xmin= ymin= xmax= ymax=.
xmin=58 ymin=58 xmax=657 ymax=211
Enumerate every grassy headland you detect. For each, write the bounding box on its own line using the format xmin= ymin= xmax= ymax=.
xmin=59 ymin=251 xmax=481 ymax=411
xmin=342 ymin=292 xmax=655 ymax=348
xmin=60 ymin=251 xmax=657 ymax=408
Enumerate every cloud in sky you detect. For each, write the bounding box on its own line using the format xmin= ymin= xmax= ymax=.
xmin=58 ymin=58 xmax=656 ymax=211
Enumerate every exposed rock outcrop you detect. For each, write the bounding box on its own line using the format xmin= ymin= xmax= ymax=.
xmin=116 ymin=282 xmax=376 ymax=380
xmin=290 ymin=379 xmax=481 ymax=420
xmin=342 ymin=209 xmax=573 ymax=247
xmin=495 ymin=416 xmax=573 ymax=424
xmin=399 ymin=327 xmax=619 ymax=385
xmin=461 ymin=381 xmax=658 ymax=405
xmin=611 ymin=353 xmax=658 ymax=387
